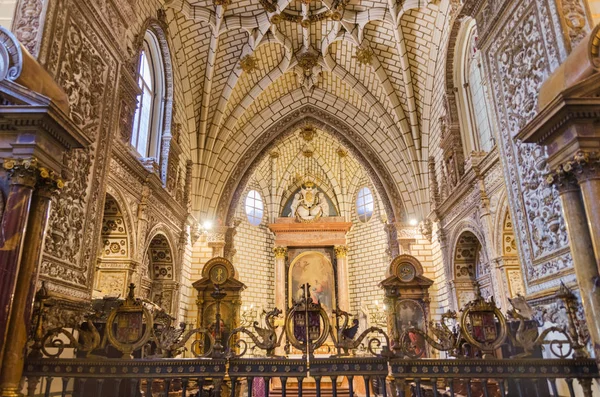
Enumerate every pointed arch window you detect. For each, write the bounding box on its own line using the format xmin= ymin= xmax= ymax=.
xmin=455 ymin=19 xmax=495 ymax=155
xmin=132 ymin=31 xmax=165 ymax=159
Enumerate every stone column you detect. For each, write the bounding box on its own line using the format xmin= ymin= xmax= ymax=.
xmin=0 ymin=160 xmax=61 ymax=396
xmin=334 ymin=245 xmax=350 ymax=311
xmin=553 ymin=172 xmax=600 ymax=362
xmin=337 ymin=149 xmax=348 ymax=219
xmin=270 ymin=151 xmax=279 ymax=222
xmin=0 ymin=160 xmax=38 ymax=363
xmin=573 ymin=154 xmax=600 ymax=268
xmin=273 ymin=246 xmax=287 ymax=312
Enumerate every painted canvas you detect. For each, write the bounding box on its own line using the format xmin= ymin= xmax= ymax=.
xmin=289 ymin=252 xmax=335 ymax=315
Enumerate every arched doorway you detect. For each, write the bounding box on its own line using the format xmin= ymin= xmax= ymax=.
xmin=453 ymin=231 xmax=489 ymax=308
xmin=94 ymin=193 xmax=134 ymax=297
xmin=142 ymin=233 xmax=176 ymax=314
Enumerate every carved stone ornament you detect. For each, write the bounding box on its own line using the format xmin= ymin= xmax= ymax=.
xmin=485 ymin=0 xmax=571 ymax=288
xmin=273 ymin=246 xmax=287 ymax=258
xmin=354 ymin=47 xmax=374 ymax=66
xmin=300 ymin=125 xmax=316 ymax=142
xmin=239 ymin=55 xmax=259 ymax=73
xmin=0 ymin=27 xmax=23 ymax=82
xmin=288 ymin=181 xmax=330 ymax=222
xmin=546 ymin=151 xmax=600 ymax=186
xmin=334 ymin=245 xmax=348 ymax=258
xmin=3 ymin=157 xmax=64 ymax=189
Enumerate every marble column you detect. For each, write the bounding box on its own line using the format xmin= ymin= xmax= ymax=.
xmin=553 ymin=173 xmax=600 ymax=362
xmin=0 ymin=160 xmax=61 ymax=397
xmin=573 ymin=155 xmax=600 ymax=269
xmin=334 ymin=245 xmax=350 ymax=311
xmin=0 ymin=160 xmax=37 ymax=364
xmin=273 ymin=246 xmax=287 ymax=312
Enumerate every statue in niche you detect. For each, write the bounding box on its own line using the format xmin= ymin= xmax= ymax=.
xmin=289 ymin=181 xmax=330 ymax=222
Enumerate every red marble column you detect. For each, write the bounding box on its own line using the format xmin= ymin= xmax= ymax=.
xmin=0 ymin=160 xmax=36 ymax=362
xmin=0 ymin=181 xmax=55 ymax=396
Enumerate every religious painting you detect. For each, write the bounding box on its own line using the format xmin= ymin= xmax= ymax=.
xmin=289 ymin=252 xmax=335 ymax=315
xmin=203 ymin=302 xmax=233 ymax=349
xmin=395 ymin=299 xmax=426 ymax=358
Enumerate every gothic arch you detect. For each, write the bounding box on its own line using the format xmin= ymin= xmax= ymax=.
xmin=143 ymin=225 xmax=178 ymax=267
xmin=218 ymin=106 xmax=406 ymax=226
xmin=447 ymin=219 xmax=488 ymax=281
xmin=104 ymin=184 xmax=137 ymax=259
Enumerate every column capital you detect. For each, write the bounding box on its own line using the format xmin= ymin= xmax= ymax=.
xmin=269 ymin=150 xmax=280 ymax=159
xmin=4 ymin=157 xmax=64 ymax=190
xmin=547 ymin=150 xmax=600 ymax=187
xmin=273 ymin=246 xmax=287 ymax=258
xmin=334 ymin=245 xmax=348 ymax=258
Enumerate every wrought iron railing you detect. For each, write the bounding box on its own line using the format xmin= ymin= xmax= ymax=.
xmin=21 ymin=283 xmax=599 ymax=397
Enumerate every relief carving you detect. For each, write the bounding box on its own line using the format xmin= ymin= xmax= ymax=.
xmin=57 ymin=23 xmax=109 ymax=138
xmin=12 ymin=0 xmax=44 ymax=56
xmin=485 ymin=0 xmax=571 ymax=287
xmin=44 ymin=149 xmax=90 ymax=267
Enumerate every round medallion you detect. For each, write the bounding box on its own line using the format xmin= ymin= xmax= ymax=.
xmin=398 ymin=263 xmax=416 ymax=282
xmin=209 ymin=264 xmax=228 ymax=285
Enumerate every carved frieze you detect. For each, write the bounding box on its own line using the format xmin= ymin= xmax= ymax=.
xmin=39 ymin=0 xmax=118 ymax=297
xmin=484 ymin=0 xmax=572 ymax=290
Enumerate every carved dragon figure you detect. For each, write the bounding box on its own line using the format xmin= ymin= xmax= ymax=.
xmin=40 ymin=316 xmax=101 ymax=358
xmin=507 ymin=296 xmax=571 ymax=358
xmin=400 ymin=310 xmax=459 ymax=358
xmin=227 ymin=308 xmax=284 ymax=357
xmin=330 ymin=308 xmax=391 ymax=357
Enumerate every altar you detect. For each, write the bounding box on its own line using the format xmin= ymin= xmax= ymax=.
xmin=269 ymin=182 xmax=352 ymax=317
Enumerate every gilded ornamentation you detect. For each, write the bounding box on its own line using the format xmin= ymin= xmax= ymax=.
xmin=3 ymin=158 xmax=64 ymax=189
xmin=300 ymin=125 xmax=316 ymax=142
xmin=239 ymin=55 xmax=259 ymax=73
xmin=273 ymin=246 xmax=287 ymax=258
xmin=213 ymin=0 xmax=232 ymax=7
xmin=334 ymin=245 xmax=348 ymax=258
xmin=354 ymin=47 xmax=374 ymax=66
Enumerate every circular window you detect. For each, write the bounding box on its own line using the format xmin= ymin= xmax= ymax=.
xmin=356 ymin=187 xmax=374 ymax=223
xmin=245 ymin=190 xmax=264 ymax=226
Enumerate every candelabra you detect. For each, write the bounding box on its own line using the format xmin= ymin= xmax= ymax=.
xmin=369 ymin=300 xmax=387 ymax=328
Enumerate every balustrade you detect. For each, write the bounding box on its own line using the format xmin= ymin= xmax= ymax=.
xmin=21 ymin=283 xmax=599 ymax=397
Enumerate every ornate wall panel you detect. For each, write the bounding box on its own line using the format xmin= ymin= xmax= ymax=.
xmin=481 ymin=0 xmax=575 ymax=294
xmin=37 ymin=0 xmax=119 ymax=298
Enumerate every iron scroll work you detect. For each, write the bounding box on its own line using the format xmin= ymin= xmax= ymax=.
xmin=25 ymin=277 xmax=598 ymax=397
xmin=31 ymin=280 xmax=590 ymax=362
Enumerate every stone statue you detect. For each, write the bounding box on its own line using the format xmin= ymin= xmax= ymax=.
xmin=289 ymin=181 xmax=330 ymax=222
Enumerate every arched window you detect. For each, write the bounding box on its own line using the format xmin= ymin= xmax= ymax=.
xmin=455 ymin=19 xmax=495 ymax=155
xmin=356 ymin=187 xmax=374 ymax=223
xmin=132 ymin=31 xmax=165 ymax=158
xmin=245 ymin=190 xmax=264 ymax=226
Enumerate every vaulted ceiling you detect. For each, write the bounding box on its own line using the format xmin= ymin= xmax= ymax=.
xmin=164 ymin=0 xmax=451 ymax=222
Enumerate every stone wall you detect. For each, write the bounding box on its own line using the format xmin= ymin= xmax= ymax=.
xmin=11 ymin=0 xmax=196 ymax=320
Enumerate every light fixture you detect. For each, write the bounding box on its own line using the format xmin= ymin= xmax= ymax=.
xmin=202 ymin=220 xmax=213 ymax=231
xmin=409 ymin=219 xmax=418 ymax=226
